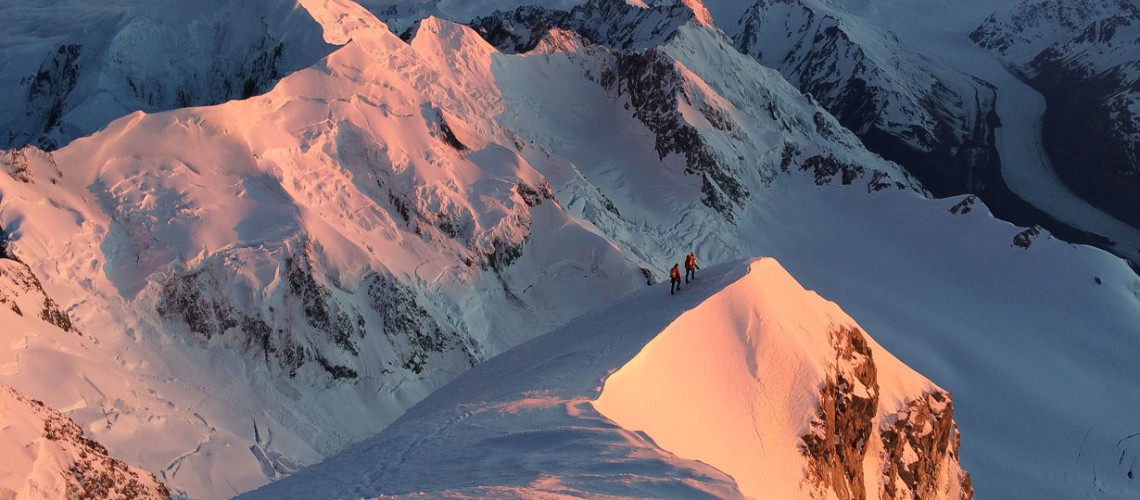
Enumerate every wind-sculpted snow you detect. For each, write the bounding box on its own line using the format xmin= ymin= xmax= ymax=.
xmin=0 ymin=1 xmax=1139 ymax=498
xmin=243 ymin=259 xmax=968 ymax=499
xmin=594 ymin=259 xmax=970 ymax=499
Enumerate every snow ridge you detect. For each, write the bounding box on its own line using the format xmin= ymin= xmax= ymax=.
xmin=0 ymin=0 xmax=338 ymax=151
xmin=0 ymin=1 xmax=1138 ymax=498
xmin=0 ymin=384 xmax=170 ymax=499
xmin=243 ymin=259 xmax=969 ymax=499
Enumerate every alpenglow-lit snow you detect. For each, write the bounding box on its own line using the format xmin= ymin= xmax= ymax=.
xmin=0 ymin=0 xmax=1139 ymax=499
xmin=242 ymin=258 xmax=969 ymax=499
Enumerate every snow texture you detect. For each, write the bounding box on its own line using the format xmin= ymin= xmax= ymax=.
xmin=0 ymin=1 xmax=1137 ymax=499
xmin=242 ymin=259 xmax=968 ymax=499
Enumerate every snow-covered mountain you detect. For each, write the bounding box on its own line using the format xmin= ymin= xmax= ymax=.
xmin=728 ymin=0 xmax=1000 ymax=201
xmin=0 ymin=0 xmax=337 ymax=151
xmin=241 ymin=259 xmax=970 ymax=499
xmin=0 ymin=382 xmax=169 ymax=499
xmin=972 ymin=0 xmax=1140 ymax=229
xmin=0 ymin=0 xmax=1138 ymax=499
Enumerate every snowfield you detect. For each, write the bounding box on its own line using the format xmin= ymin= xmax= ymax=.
xmin=242 ymin=258 xmax=968 ymax=499
xmin=0 ymin=0 xmax=1137 ymax=499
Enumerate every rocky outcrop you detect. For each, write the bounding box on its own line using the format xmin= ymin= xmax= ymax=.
xmin=2 ymin=147 xmax=63 ymax=185
xmin=1012 ymin=225 xmax=1043 ymax=249
xmin=366 ymin=274 xmax=475 ymax=374
xmin=156 ymin=244 xmax=477 ymax=381
xmin=734 ymin=0 xmax=1001 ymax=200
xmin=0 ymin=257 xmax=77 ymax=335
xmin=471 ymin=0 xmax=750 ymax=220
xmin=779 ymin=142 xmax=909 ymax=192
xmin=881 ymin=391 xmax=973 ymax=499
xmin=801 ymin=325 xmax=879 ymax=499
xmin=600 ymin=49 xmax=748 ymax=219
xmin=0 ymin=384 xmax=170 ymax=499
xmin=156 ymin=247 xmax=367 ymax=380
xmin=801 ymin=325 xmax=971 ymax=499
xmin=22 ymin=44 xmax=81 ymax=149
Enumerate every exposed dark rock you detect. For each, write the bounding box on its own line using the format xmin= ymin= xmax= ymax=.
xmin=601 ymin=49 xmax=748 ymax=219
xmin=0 ymin=258 xmax=78 ymax=334
xmin=949 ymin=195 xmax=978 ymax=215
xmin=366 ymin=274 xmax=475 ymax=374
xmin=640 ymin=267 xmax=656 ymax=286
xmin=25 ymin=44 xmax=82 ymax=149
xmin=866 ymin=170 xmax=899 ymax=192
xmin=801 ymin=154 xmax=865 ymax=186
xmin=315 ymin=354 xmax=359 ymax=380
xmin=156 ymin=250 xmax=367 ymax=381
xmin=1012 ymin=226 xmax=1042 ymax=249
xmin=487 ymin=234 xmax=527 ymax=273
xmin=736 ymin=0 xmax=1002 ymax=202
xmin=430 ymin=109 xmax=467 ymax=151
xmin=40 ymin=296 xmax=74 ymax=333
xmin=801 ymin=325 xmax=879 ymax=500
xmin=0 ymin=221 xmax=10 ymax=260
xmin=41 ymin=410 xmax=172 ymax=499
xmin=472 ymin=1 xmax=749 ymax=220
xmin=801 ymin=325 xmax=970 ymax=498
xmin=286 ymin=255 xmax=364 ymax=356
xmin=516 ymin=180 xmax=555 ymax=207
xmin=1 ymin=384 xmax=171 ymax=499
xmin=469 ymin=6 xmax=567 ymax=53
xmin=156 ymin=271 xmax=239 ymax=341
xmin=3 ymin=148 xmax=34 ymax=183
xmin=470 ymin=0 xmax=702 ymax=54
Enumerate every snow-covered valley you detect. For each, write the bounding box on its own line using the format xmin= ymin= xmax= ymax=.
xmin=0 ymin=0 xmax=1138 ymax=499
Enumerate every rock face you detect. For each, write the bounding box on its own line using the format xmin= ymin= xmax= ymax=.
xmin=732 ymin=0 xmax=1001 ymax=199
xmin=0 ymin=256 xmax=76 ymax=335
xmin=801 ymin=325 xmax=972 ymax=500
xmin=971 ymin=0 xmax=1140 ymax=229
xmin=470 ymin=0 xmax=921 ymax=222
xmin=0 ymin=384 xmax=170 ymax=499
xmin=154 ymin=243 xmax=477 ymax=382
xmin=801 ymin=326 xmax=879 ymax=499
xmin=881 ymin=392 xmax=974 ymax=499
xmin=600 ymin=49 xmax=749 ymax=218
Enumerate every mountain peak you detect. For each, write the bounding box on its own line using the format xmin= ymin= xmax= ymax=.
xmin=298 ymin=0 xmax=387 ymax=45
xmin=241 ymin=258 xmax=969 ymax=498
xmin=675 ymin=0 xmax=715 ymax=27
xmin=595 ymin=258 xmax=970 ymax=498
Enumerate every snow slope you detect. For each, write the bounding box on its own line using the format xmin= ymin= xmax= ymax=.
xmin=0 ymin=383 xmax=169 ymax=499
xmin=0 ymin=0 xmax=337 ymax=150
xmin=243 ymin=258 xmax=969 ymax=499
xmin=0 ymin=0 xmax=1138 ymax=498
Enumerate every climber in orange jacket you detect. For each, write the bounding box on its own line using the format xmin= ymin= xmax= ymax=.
xmin=670 ymin=263 xmax=682 ymax=295
xmin=684 ymin=252 xmax=699 ymax=283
